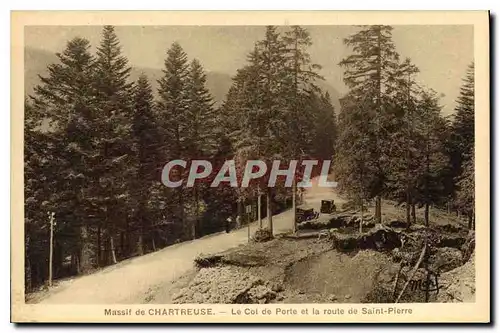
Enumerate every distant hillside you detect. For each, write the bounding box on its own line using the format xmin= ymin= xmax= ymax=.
xmin=127 ymin=67 xmax=234 ymax=106
xmin=24 ymin=47 xmax=341 ymax=112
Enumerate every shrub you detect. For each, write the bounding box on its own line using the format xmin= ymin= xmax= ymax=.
xmin=252 ymin=228 xmax=273 ymax=243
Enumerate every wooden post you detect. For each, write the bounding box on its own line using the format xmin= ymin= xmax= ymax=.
xmin=258 ymin=186 xmax=262 ymax=229
xmin=360 ymin=198 xmax=364 ymax=234
xmin=292 ymin=178 xmax=297 ymax=234
xmin=246 ymin=204 xmax=251 ymax=242
xmin=247 ymin=214 xmax=250 ymax=242
xmin=267 ymin=188 xmax=273 ymax=233
xmin=48 ymin=211 xmax=55 ymax=287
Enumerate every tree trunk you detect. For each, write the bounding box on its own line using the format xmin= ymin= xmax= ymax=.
xmin=360 ymin=198 xmax=364 ymax=234
xmin=411 ymin=203 xmax=416 ymax=224
xmin=136 ymin=203 xmax=145 ymax=255
xmin=267 ymin=188 xmax=273 ymax=234
xmin=136 ymin=207 xmax=144 ymax=256
xmin=193 ymin=189 xmax=199 ymax=240
xmin=375 ymin=196 xmax=382 ymax=223
xmin=237 ymin=198 xmax=243 ymax=229
xmin=120 ymin=232 xmax=125 ymax=258
xmin=292 ymin=179 xmax=297 ymax=233
xmin=70 ymin=252 xmax=78 ymax=276
xmin=472 ymin=206 xmax=475 ymax=229
xmin=405 ymin=70 xmax=413 ymax=228
xmin=406 ymin=198 xmax=411 ymax=227
xmin=75 ymin=255 xmax=80 ymax=275
xmin=109 ymin=235 xmax=117 ymax=265
xmin=124 ymin=216 xmax=130 ymax=257
xmin=97 ymin=225 xmax=101 ymax=266
xmin=79 ymin=224 xmax=92 ymax=273
xmin=137 ymin=234 xmax=144 ymax=256
xmin=48 ymin=213 xmax=54 ymax=287
xmin=258 ymin=188 xmax=262 ymax=229
xmin=374 ymin=27 xmax=383 ymax=226
xmin=25 ymin=256 xmax=31 ymax=292
xmin=424 ymin=203 xmax=429 ymax=226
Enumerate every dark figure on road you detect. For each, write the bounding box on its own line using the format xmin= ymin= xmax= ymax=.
xmin=225 ymin=216 xmax=232 ymax=233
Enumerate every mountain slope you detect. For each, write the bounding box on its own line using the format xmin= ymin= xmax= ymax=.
xmin=24 ymin=47 xmax=341 ymax=112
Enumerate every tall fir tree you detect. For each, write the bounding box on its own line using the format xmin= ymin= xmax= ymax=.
xmin=384 ymin=58 xmax=420 ymax=225
xmin=185 ymin=59 xmax=217 ymax=157
xmin=25 ymin=100 xmax=52 ymax=290
xmin=282 ymin=26 xmax=324 ymax=231
xmin=452 ymin=63 xmax=475 ymax=162
xmin=30 ymin=37 xmax=97 ymax=276
xmin=413 ymin=90 xmax=449 ymax=226
xmin=282 ymin=25 xmax=323 ymax=157
xmin=334 ymin=95 xmax=379 ymax=232
xmin=255 ymin=26 xmax=290 ymax=233
xmin=93 ymin=25 xmax=136 ymax=264
xmin=450 ymin=62 xmax=475 ymax=219
xmin=131 ymin=74 xmax=165 ymax=254
xmin=338 ymin=25 xmax=401 ymax=223
xmin=184 ymin=58 xmax=216 ymax=239
xmin=157 ymin=42 xmax=190 ymax=238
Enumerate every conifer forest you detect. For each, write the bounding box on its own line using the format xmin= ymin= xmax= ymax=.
xmin=24 ymin=25 xmax=475 ymax=296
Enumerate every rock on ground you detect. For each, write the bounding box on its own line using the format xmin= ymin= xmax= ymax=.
xmin=172 ymin=266 xmax=276 ymax=304
xmin=437 ymin=252 xmax=475 ymax=303
xmin=429 ymin=247 xmax=463 ymax=273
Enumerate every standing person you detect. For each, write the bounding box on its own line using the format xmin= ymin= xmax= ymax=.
xmin=236 ymin=215 xmax=241 ymax=229
xmin=225 ymin=216 xmax=232 ymax=233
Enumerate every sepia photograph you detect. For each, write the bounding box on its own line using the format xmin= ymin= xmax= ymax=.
xmin=11 ymin=11 xmax=490 ymax=323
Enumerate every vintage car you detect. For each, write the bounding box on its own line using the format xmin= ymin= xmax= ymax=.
xmin=320 ymin=199 xmax=336 ymax=214
xmin=295 ymin=207 xmax=319 ymax=223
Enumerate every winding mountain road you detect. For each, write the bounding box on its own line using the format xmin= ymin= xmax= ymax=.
xmin=36 ymin=177 xmax=343 ymax=304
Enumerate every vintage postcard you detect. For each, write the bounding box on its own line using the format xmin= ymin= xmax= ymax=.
xmin=11 ymin=11 xmax=490 ymax=323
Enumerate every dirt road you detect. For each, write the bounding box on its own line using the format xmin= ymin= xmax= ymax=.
xmin=36 ymin=177 xmax=343 ymax=304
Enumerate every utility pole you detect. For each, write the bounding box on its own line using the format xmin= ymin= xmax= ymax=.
xmin=246 ymin=204 xmax=251 ymax=242
xmin=48 ymin=211 xmax=55 ymax=287
xmin=292 ymin=179 xmax=297 ymax=234
xmin=292 ymin=34 xmax=299 ymax=235
xmin=257 ymin=185 xmax=262 ymax=228
xmin=293 ymin=149 xmax=305 ymax=234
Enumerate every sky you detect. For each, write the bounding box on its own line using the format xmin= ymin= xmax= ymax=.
xmin=25 ymin=25 xmax=473 ymax=115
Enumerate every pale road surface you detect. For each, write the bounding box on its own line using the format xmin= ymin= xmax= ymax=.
xmin=38 ymin=176 xmax=344 ymax=304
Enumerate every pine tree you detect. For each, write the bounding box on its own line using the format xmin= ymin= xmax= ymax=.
xmin=384 ymin=58 xmax=420 ymax=225
xmin=131 ymin=74 xmax=164 ymax=254
xmin=157 ymin=42 xmax=190 ymax=238
xmin=413 ymin=90 xmax=449 ymax=226
xmin=452 ymin=63 xmax=475 ymax=161
xmin=334 ymin=95 xmax=379 ymax=232
xmin=184 ymin=58 xmax=216 ymax=239
xmin=219 ymin=55 xmax=265 ymax=228
xmin=282 ymin=26 xmax=325 ymax=231
xmin=255 ymin=26 xmax=291 ymax=233
xmin=450 ymin=62 xmax=475 ymax=219
xmin=30 ymin=37 xmax=97 ymax=276
xmin=93 ymin=25 xmax=135 ymax=264
xmin=339 ymin=25 xmax=400 ymax=223
xmin=24 ymin=100 xmax=52 ymax=290
xmin=185 ymin=59 xmax=216 ymax=156
xmin=282 ymin=25 xmax=324 ymax=156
